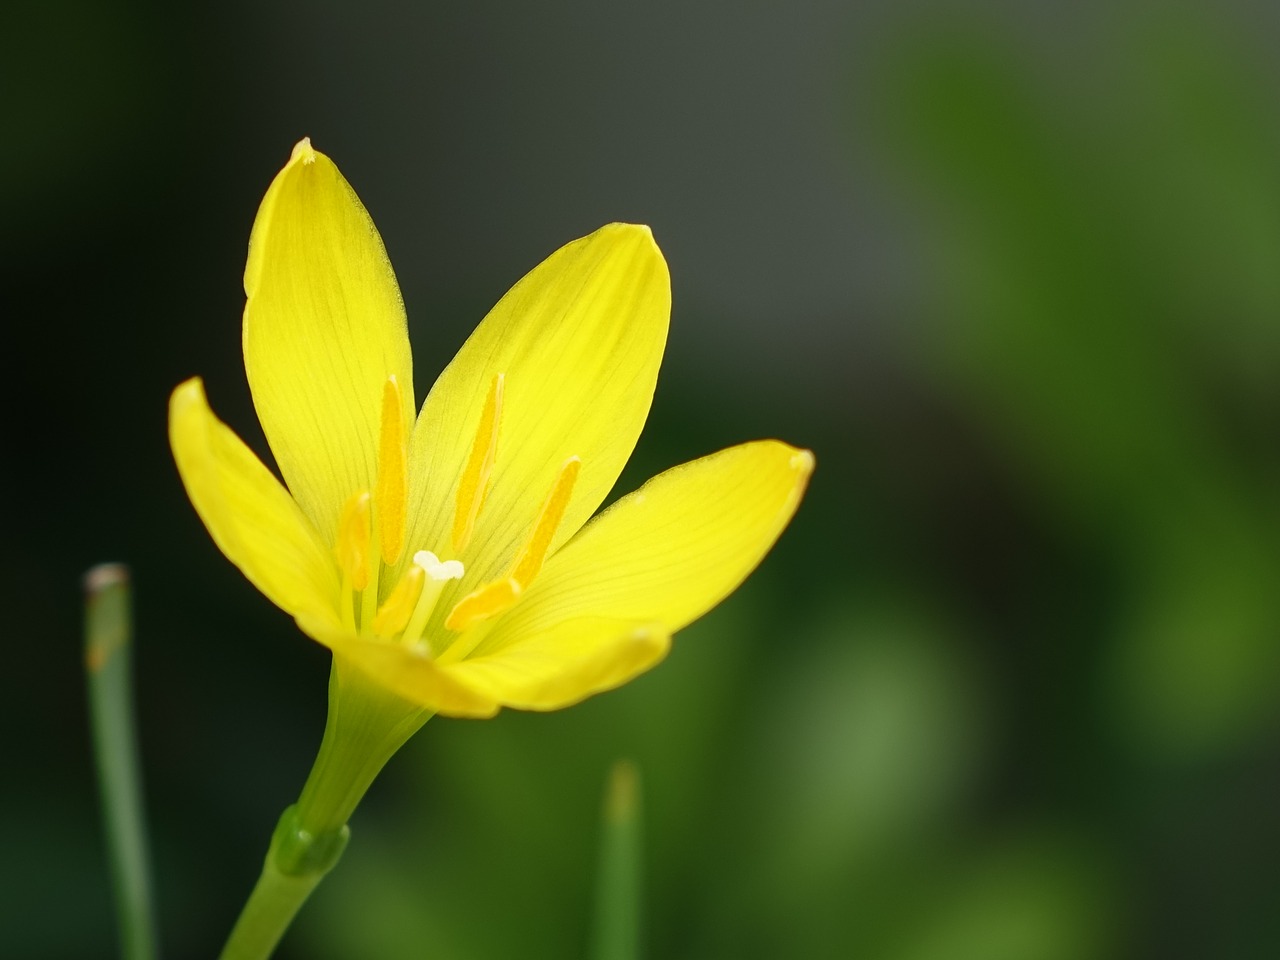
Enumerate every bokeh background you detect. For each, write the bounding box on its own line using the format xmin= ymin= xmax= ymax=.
xmin=5 ymin=0 xmax=1280 ymax=957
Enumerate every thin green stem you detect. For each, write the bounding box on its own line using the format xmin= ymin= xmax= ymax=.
xmin=84 ymin=563 xmax=159 ymax=960
xmin=218 ymin=658 xmax=430 ymax=960
xmin=591 ymin=760 xmax=644 ymax=960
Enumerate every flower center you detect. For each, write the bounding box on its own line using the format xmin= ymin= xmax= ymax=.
xmin=371 ymin=550 xmax=465 ymax=647
xmin=331 ymin=371 xmax=580 ymax=658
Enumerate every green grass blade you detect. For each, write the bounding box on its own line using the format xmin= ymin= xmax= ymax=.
xmin=591 ymin=759 xmax=643 ymax=960
xmin=85 ymin=564 xmax=159 ymax=960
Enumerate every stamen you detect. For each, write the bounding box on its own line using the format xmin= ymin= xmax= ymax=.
xmin=452 ymin=373 xmax=504 ymax=554
xmin=400 ymin=550 xmax=466 ymax=646
xmin=442 ymin=455 xmax=581 ymax=633
xmin=444 ymin=578 xmax=521 ymax=633
xmin=335 ymin=491 xmax=372 ymax=591
xmin=512 ymin=456 xmax=581 ymax=586
xmin=376 ymin=375 xmax=409 ymax=565
xmin=372 ymin=565 xmax=424 ymax=636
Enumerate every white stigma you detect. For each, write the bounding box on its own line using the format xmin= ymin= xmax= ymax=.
xmin=414 ymin=550 xmax=465 ymax=582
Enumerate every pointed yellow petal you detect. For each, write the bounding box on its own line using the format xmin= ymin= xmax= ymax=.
xmin=243 ymin=139 xmax=414 ymax=541
xmin=169 ymin=378 xmax=338 ymax=619
xmin=477 ymin=441 xmax=813 ymax=654
xmin=402 ymin=224 xmax=669 ymax=591
xmin=442 ymin=618 xmax=670 ymax=711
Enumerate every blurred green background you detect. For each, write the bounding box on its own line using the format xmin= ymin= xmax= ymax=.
xmin=4 ymin=0 xmax=1280 ymax=957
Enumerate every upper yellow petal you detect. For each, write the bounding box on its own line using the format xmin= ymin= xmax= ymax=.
xmin=473 ymin=440 xmax=814 ymax=656
xmin=398 ymin=223 xmax=670 ymax=611
xmin=169 ymin=378 xmax=339 ymax=619
xmin=243 ymin=139 xmax=414 ymax=542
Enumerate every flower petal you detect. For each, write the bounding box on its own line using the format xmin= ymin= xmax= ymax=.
xmin=477 ymin=441 xmax=814 ymax=651
xmin=444 ymin=618 xmax=670 ymax=711
xmin=298 ymin=613 xmax=668 ymax=717
xmin=169 ymin=378 xmax=339 ymax=619
xmin=243 ymin=139 xmax=414 ymax=541
xmin=401 ymin=224 xmax=669 ymax=591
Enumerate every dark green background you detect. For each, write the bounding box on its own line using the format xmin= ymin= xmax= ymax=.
xmin=4 ymin=1 xmax=1279 ymax=957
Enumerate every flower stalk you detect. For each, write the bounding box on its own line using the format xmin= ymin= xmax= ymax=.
xmin=220 ymin=660 xmax=430 ymax=959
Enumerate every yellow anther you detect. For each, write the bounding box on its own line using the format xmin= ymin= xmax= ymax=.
xmin=444 ymin=578 xmax=521 ymax=633
xmin=335 ymin=491 xmax=372 ymax=591
xmin=452 ymin=373 xmax=504 ymax=553
xmin=376 ymin=374 xmax=409 ymax=565
xmin=371 ymin=564 xmax=424 ymax=637
xmin=512 ymin=456 xmax=581 ymax=586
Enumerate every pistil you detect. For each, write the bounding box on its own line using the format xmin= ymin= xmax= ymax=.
xmin=398 ymin=551 xmax=465 ymax=649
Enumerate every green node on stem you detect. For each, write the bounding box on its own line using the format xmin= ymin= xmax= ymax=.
xmin=269 ymin=805 xmax=350 ymax=878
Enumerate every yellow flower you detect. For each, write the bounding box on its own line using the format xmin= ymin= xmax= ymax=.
xmin=170 ymin=139 xmax=813 ymax=719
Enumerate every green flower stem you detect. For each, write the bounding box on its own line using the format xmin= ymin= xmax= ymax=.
xmin=84 ymin=563 xmax=159 ymax=960
xmin=591 ymin=760 xmax=644 ymax=960
xmin=219 ymin=658 xmax=431 ymax=960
